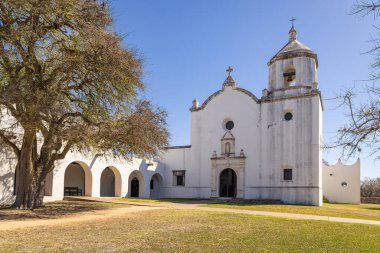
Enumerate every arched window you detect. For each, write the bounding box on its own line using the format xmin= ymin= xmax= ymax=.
xmin=283 ymin=66 xmax=296 ymax=87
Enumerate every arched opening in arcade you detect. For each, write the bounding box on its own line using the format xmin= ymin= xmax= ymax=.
xmin=100 ymin=166 xmax=122 ymax=197
xmin=63 ymin=162 xmax=92 ymax=196
xmin=150 ymin=173 xmax=163 ymax=198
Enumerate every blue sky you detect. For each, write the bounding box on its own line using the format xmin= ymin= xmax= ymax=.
xmin=110 ymin=0 xmax=378 ymax=179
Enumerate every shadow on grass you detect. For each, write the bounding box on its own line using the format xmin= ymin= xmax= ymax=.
xmin=0 ymin=200 xmax=121 ymax=221
xmin=116 ymin=197 xmax=200 ymax=204
xmin=116 ymin=198 xmax=284 ymax=205
xmin=207 ymin=200 xmax=285 ymax=206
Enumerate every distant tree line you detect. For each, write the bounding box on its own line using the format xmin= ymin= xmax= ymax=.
xmin=361 ymin=177 xmax=380 ymax=197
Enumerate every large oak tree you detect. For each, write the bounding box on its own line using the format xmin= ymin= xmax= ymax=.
xmin=0 ymin=0 xmax=169 ymax=209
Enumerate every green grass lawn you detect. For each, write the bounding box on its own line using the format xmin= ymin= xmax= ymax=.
xmin=205 ymin=202 xmax=380 ymax=221
xmin=115 ymin=197 xmax=195 ymax=203
xmin=0 ymin=208 xmax=379 ymax=252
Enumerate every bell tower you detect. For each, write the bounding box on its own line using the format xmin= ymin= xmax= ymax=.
xmin=260 ymin=21 xmax=323 ymax=206
xmin=265 ymin=24 xmax=318 ymax=98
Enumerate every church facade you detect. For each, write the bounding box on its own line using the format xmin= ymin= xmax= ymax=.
xmin=161 ymin=25 xmax=322 ymax=205
xmin=0 ymin=26 xmax=361 ymax=206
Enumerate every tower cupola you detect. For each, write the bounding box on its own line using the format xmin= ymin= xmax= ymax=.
xmin=267 ymin=24 xmax=318 ymax=95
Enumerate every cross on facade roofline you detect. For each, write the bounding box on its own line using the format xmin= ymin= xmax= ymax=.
xmin=226 ymin=66 xmax=233 ymax=76
xmin=290 ymin=17 xmax=296 ymax=27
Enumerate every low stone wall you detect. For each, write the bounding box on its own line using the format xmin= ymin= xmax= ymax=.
xmin=361 ymin=197 xmax=380 ymax=204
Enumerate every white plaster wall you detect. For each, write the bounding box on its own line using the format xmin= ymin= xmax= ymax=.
xmin=250 ymin=94 xmax=322 ymax=205
xmin=160 ymin=147 xmax=196 ymax=198
xmin=322 ymin=159 xmax=360 ymax=204
xmin=192 ymin=86 xmax=260 ymax=199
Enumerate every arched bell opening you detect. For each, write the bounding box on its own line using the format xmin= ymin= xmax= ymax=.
xmin=283 ymin=66 xmax=296 ymax=87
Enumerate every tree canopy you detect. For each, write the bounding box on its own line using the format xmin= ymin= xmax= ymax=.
xmin=0 ymin=0 xmax=169 ymax=209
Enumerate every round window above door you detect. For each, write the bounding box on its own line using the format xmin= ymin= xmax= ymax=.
xmin=225 ymin=121 xmax=234 ymax=130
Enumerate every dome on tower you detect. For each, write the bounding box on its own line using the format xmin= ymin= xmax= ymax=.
xmin=268 ymin=26 xmax=318 ymax=66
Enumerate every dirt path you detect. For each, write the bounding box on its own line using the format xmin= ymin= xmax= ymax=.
xmin=1 ymin=197 xmax=380 ymax=231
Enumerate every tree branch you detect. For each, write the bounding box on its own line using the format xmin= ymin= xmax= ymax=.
xmin=52 ymin=140 xmax=73 ymax=161
xmin=0 ymin=130 xmax=20 ymax=157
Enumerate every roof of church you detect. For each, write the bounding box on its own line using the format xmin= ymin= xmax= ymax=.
xmin=276 ymin=39 xmax=313 ymax=55
xmin=268 ymin=26 xmax=318 ymax=66
xmin=222 ymin=75 xmax=236 ymax=88
xmin=190 ymin=85 xmax=260 ymax=112
xmin=190 ymin=60 xmax=323 ymax=112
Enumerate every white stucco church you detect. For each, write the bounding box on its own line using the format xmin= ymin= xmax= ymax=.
xmin=0 ymin=25 xmax=361 ymax=206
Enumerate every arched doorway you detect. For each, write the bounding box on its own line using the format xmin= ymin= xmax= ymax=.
xmin=128 ymin=170 xmax=144 ymax=198
xmin=130 ymin=178 xmax=139 ymax=197
xmin=219 ymin=168 xmax=237 ymax=198
xmin=150 ymin=173 xmax=163 ymax=198
xmin=64 ymin=162 xmax=92 ymax=196
xmin=100 ymin=166 xmax=122 ymax=197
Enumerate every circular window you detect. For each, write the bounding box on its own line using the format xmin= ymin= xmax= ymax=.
xmin=341 ymin=182 xmax=348 ymax=187
xmin=225 ymin=121 xmax=234 ymax=130
xmin=284 ymin=112 xmax=293 ymax=121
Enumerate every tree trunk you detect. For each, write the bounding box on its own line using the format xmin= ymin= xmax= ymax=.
xmin=12 ymin=131 xmax=45 ymax=209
